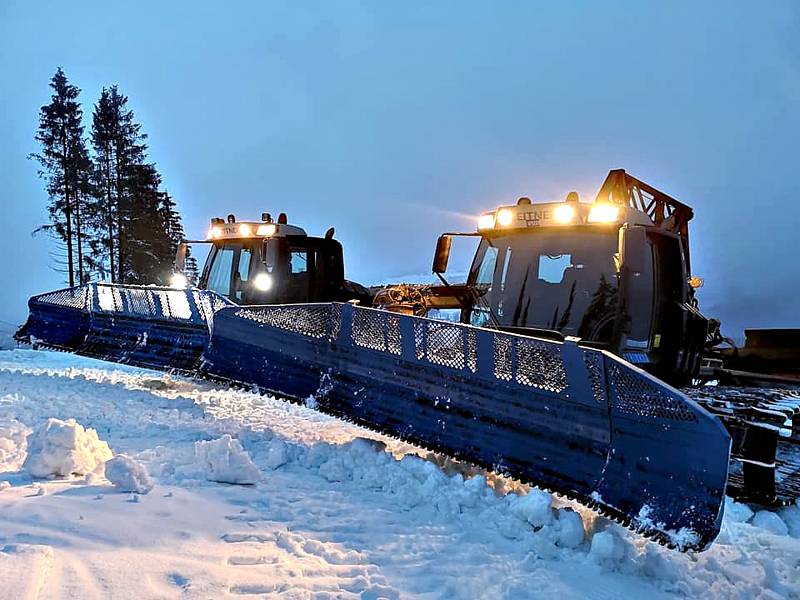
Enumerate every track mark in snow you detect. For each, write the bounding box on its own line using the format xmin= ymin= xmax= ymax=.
xmin=227 ymin=555 xmax=278 ymax=566
xmin=229 ymin=583 xmax=277 ymax=595
xmin=222 ymin=532 xmax=275 ymax=544
xmin=220 ymin=526 xmax=399 ymax=599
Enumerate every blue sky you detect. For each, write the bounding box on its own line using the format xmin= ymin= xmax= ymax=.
xmin=1 ymin=1 xmax=798 ymax=337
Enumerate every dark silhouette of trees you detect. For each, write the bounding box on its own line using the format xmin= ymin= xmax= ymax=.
xmin=32 ymin=70 xmax=192 ymax=287
xmin=31 ymin=68 xmax=93 ymax=285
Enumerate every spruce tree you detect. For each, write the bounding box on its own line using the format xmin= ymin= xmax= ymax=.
xmin=161 ymin=191 xmax=198 ymax=284
xmin=90 ymin=86 xmax=148 ymax=283
xmin=31 ymin=68 xmax=92 ymax=286
xmin=90 ymin=84 xmax=191 ymax=285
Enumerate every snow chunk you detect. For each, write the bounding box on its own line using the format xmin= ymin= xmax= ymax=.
xmin=724 ymin=497 xmax=754 ymax=523
xmin=509 ymin=489 xmax=553 ymax=528
xmin=779 ymin=501 xmax=800 ymax=538
xmin=752 ymin=511 xmax=788 ymax=536
xmin=0 ymin=481 xmax=11 ymax=491
xmin=0 ymin=419 xmax=29 ymax=471
xmin=23 ymin=418 xmax=112 ymax=478
xmin=556 ymin=508 xmax=585 ymax=548
xmin=263 ymin=439 xmax=287 ymax=470
xmin=589 ymin=530 xmax=624 ymax=562
xmin=195 ymin=435 xmax=260 ymax=484
xmin=105 ymin=454 xmax=153 ymax=494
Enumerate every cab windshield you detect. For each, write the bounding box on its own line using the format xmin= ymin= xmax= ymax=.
xmin=467 ymin=229 xmax=619 ymax=341
xmin=203 ymin=242 xmax=257 ymax=303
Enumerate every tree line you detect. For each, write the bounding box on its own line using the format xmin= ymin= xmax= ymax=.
xmin=31 ymin=67 xmax=197 ymax=287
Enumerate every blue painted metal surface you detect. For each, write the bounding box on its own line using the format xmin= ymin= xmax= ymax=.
xmin=204 ymin=302 xmax=730 ymax=550
xmin=18 ymin=284 xmax=731 ymax=550
xmin=19 ymin=284 xmax=231 ymax=371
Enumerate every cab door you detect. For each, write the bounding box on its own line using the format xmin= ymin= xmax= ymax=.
xmin=201 ymin=243 xmax=256 ymax=304
xmin=617 ymin=226 xmax=705 ymax=385
xmin=615 ymin=225 xmax=656 ymax=358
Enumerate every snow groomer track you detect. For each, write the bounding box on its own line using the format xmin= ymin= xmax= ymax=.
xmin=19 ymin=283 xmax=732 ymax=550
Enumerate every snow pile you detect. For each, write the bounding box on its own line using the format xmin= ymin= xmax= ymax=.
xmin=195 ymin=435 xmax=260 ymax=484
xmin=0 ymin=419 xmax=29 ymax=472
xmin=23 ymin=418 xmax=112 ymax=478
xmin=105 ymin=454 xmax=153 ymax=494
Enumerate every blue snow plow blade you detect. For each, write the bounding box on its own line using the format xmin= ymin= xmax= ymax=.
xmin=18 ymin=285 xmax=731 ymax=550
xmin=204 ymin=303 xmax=730 ymax=550
xmin=16 ymin=284 xmax=231 ymax=371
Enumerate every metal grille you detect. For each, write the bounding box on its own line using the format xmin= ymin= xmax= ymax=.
xmin=97 ymin=285 xmax=123 ymax=312
xmin=236 ymin=305 xmax=333 ymax=339
xmin=467 ymin=329 xmax=477 ymax=373
xmin=415 ymin=321 xmax=474 ymax=370
xmin=34 ymin=284 xmax=231 ymax=326
xmin=584 ymin=351 xmax=606 ymax=403
xmin=329 ymin=304 xmax=342 ymax=341
xmin=494 ymin=336 xmax=514 ymax=381
xmin=126 ymin=288 xmax=158 ymax=317
xmin=608 ymin=362 xmax=698 ymax=422
xmin=36 ymin=287 xmax=89 ymax=310
xmin=515 ymin=338 xmax=567 ymax=393
xmin=194 ymin=291 xmax=229 ymax=324
xmin=386 ymin=314 xmax=402 ymax=355
xmin=414 ymin=321 xmax=425 ymax=360
xmin=352 ymin=309 xmax=402 ymax=355
xmin=156 ymin=290 xmax=193 ymax=320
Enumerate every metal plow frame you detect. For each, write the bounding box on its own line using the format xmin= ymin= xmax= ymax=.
xmin=205 ymin=302 xmax=731 ymax=550
xmin=17 ymin=285 xmax=731 ymax=550
xmin=17 ymin=283 xmax=231 ymax=371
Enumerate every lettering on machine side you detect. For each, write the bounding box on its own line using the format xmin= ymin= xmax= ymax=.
xmin=518 ymin=209 xmax=552 ymax=227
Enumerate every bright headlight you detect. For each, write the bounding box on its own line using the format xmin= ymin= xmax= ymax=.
xmin=257 ymin=223 xmax=277 ymax=236
xmin=253 ymin=273 xmax=272 ymax=291
xmin=239 ymin=224 xmax=252 ymax=236
xmin=588 ymin=204 xmax=620 ymax=223
xmin=170 ymin=273 xmax=188 ymax=289
xmin=478 ymin=213 xmax=495 ymax=230
xmin=209 ymin=226 xmax=222 ymax=239
xmin=553 ymin=204 xmax=575 ymax=224
xmin=496 ymin=208 xmax=514 ymax=227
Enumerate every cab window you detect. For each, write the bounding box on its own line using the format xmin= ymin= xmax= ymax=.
xmin=234 ymin=247 xmax=253 ymax=302
xmin=206 ymin=246 xmax=235 ymax=296
xmin=290 ymin=251 xmax=308 ymax=274
xmin=469 ymin=245 xmax=498 ymax=326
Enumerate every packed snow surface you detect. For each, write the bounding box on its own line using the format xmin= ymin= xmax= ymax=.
xmin=0 ymin=348 xmax=797 ymax=599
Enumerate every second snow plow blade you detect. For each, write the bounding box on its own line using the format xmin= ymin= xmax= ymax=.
xmin=16 ymin=284 xmax=231 ymax=371
xmin=203 ymin=302 xmax=731 ymax=550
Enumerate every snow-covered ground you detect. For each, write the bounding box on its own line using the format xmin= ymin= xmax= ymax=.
xmin=0 ymin=348 xmax=798 ymax=599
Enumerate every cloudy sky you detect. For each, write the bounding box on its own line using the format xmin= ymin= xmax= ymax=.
xmin=1 ymin=1 xmax=798 ymax=337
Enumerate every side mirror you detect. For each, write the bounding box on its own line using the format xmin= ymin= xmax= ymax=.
xmin=432 ymin=235 xmax=452 ymax=274
xmin=618 ymin=225 xmax=648 ymax=274
xmin=174 ymin=242 xmax=188 ymax=273
xmin=263 ymin=238 xmax=279 ymax=271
